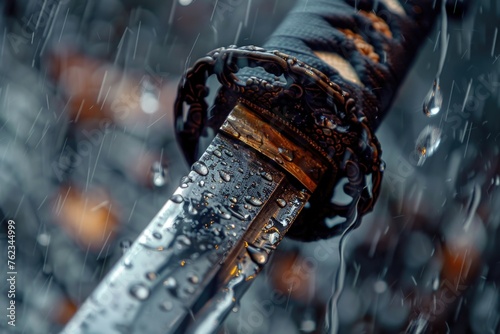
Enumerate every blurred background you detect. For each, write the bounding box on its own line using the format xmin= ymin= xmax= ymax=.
xmin=0 ymin=0 xmax=499 ymax=333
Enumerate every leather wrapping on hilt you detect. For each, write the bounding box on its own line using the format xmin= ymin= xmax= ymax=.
xmin=250 ymin=0 xmax=442 ymax=129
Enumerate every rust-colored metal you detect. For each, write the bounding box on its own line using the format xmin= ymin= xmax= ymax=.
xmin=220 ymin=103 xmax=329 ymax=192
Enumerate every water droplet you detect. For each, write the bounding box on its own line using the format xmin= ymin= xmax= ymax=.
xmin=238 ymin=168 xmax=244 ymax=173
xmin=415 ymin=125 xmax=442 ymax=166
xmin=151 ymin=162 xmax=167 ymax=187
xmin=123 ymin=258 xmax=133 ymax=268
xmin=188 ymin=274 xmax=199 ymax=284
xmin=163 ymin=277 xmax=177 ymax=290
xmin=37 ymin=233 xmax=51 ymax=247
xmin=274 ymin=156 xmax=284 ymax=164
xmin=267 ymin=232 xmax=280 ymax=245
xmin=278 ymin=147 xmax=294 ymax=162
xmin=245 ymin=196 xmax=263 ymax=207
xmin=176 ymin=235 xmax=192 ymax=247
xmin=230 ymin=197 xmax=238 ymax=203
xmin=188 ymin=202 xmax=198 ymax=215
xmin=379 ymin=160 xmax=386 ymax=172
xmin=276 ymin=198 xmax=287 ymax=208
xmin=224 ymin=149 xmax=234 ymax=157
xmin=120 ymin=240 xmax=132 ymax=254
xmin=373 ymin=280 xmax=387 ymax=294
xmin=199 ymin=180 xmax=205 ymax=187
xmin=152 ymin=232 xmax=162 ymax=239
xmin=159 ymin=301 xmax=173 ymax=312
xmin=247 ymin=244 xmax=268 ymax=265
xmin=213 ymin=150 xmax=222 ymax=158
xmin=192 ymin=161 xmax=209 ymax=176
xmin=423 ymin=78 xmax=443 ymax=117
xmin=170 ymin=194 xmax=184 ymax=203
xmin=184 ymin=285 xmax=195 ymax=294
xmin=218 ymin=208 xmax=232 ymax=220
xmin=129 ymin=283 xmax=150 ymax=300
xmin=432 ymin=277 xmax=440 ymax=291
xmin=219 ymin=170 xmax=231 ymax=182
xmin=261 ymin=172 xmax=273 ymax=182
xmin=146 ymin=272 xmax=157 ymax=281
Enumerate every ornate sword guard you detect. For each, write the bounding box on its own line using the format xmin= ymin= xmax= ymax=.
xmin=174 ymin=45 xmax=384 ymax=241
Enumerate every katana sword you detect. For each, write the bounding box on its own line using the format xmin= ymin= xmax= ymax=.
xmin=61 ymin=0 xmax=452 ymax=333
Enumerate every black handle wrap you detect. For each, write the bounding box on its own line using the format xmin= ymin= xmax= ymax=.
xmin=262 ymin=0 xmax=441 ymax=127
xmin=175 ymin=0 xmax=444 ymax=241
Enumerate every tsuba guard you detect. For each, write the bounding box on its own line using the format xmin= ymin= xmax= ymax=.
xmin=174 ymin=45 xmax=384 ymax=241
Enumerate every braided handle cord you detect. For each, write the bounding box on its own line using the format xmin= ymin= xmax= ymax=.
xmin=176 ymin=0 xmax=445 ymax=241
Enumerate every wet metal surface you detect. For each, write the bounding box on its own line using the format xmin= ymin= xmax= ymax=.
xmin=62 ymin=133 xmax=310 ymax=334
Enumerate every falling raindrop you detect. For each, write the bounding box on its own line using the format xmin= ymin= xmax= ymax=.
xmin=423 ymin=78 xmax=443 ymax=116
xmin=415 ymin=125 xmax=442 ymax=166
xmin=379 ymin=160 xmax=386 ymax=172
xmin=120 ymin=240 xmax=132 ymax=255
xmin=192 ymin=161 xmax=209 ymax=176
xmin=37 ymin=233 xmax=51 ymax=246
xmin=422 ymin=0 xmax=448 ymax=117
xmin=129 ymin=283 xmax=150 ymax=301
xmin=432 ymin=276 xmax=440 ymax=291
xmin=151 ymin=161 xmax=167 ymax=187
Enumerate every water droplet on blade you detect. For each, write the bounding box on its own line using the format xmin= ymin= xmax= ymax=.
xmin=247 ymin=244 xmax=268 ymax=265
xmin=129 ymin=283 xmax=150 ymax=300
xmin=276 ymin=198 xmax=287 ymax=208
xmin=415 ymin=125 xmax=442 ymax=166
xmin=192 ymin=161 xmax=209 ymax=176
xmin=260 ymin=172 xmax=273 ymax=182
xmin=159 ymin=301 xmax=173 ymax=312
xmin=170 ymin=194 xmax=184 ymax=204
xmin=146 ymin=272 xmax=158 ymax=281
xmin=188 ymin=274 xmax=199 ymax=284
xmin=278 ymin=147 xmax=294 ymax=162
xmin=423 ymin=78 xmax=443 ymax=117
xmin=219 ymin=170 xmax=231 ymax=182
xmin=164 ymin=277 xmax=177 ymax=290
xmin=245 ymin=196 xmax=263 ymax=207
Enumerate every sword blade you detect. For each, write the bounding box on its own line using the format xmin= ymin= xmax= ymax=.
xmin=62 ymin=103 xmax=326 ymax=333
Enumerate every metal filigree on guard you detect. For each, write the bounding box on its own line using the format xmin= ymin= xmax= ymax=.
xmin=175 ymin=46 xmax=384 ymax=240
